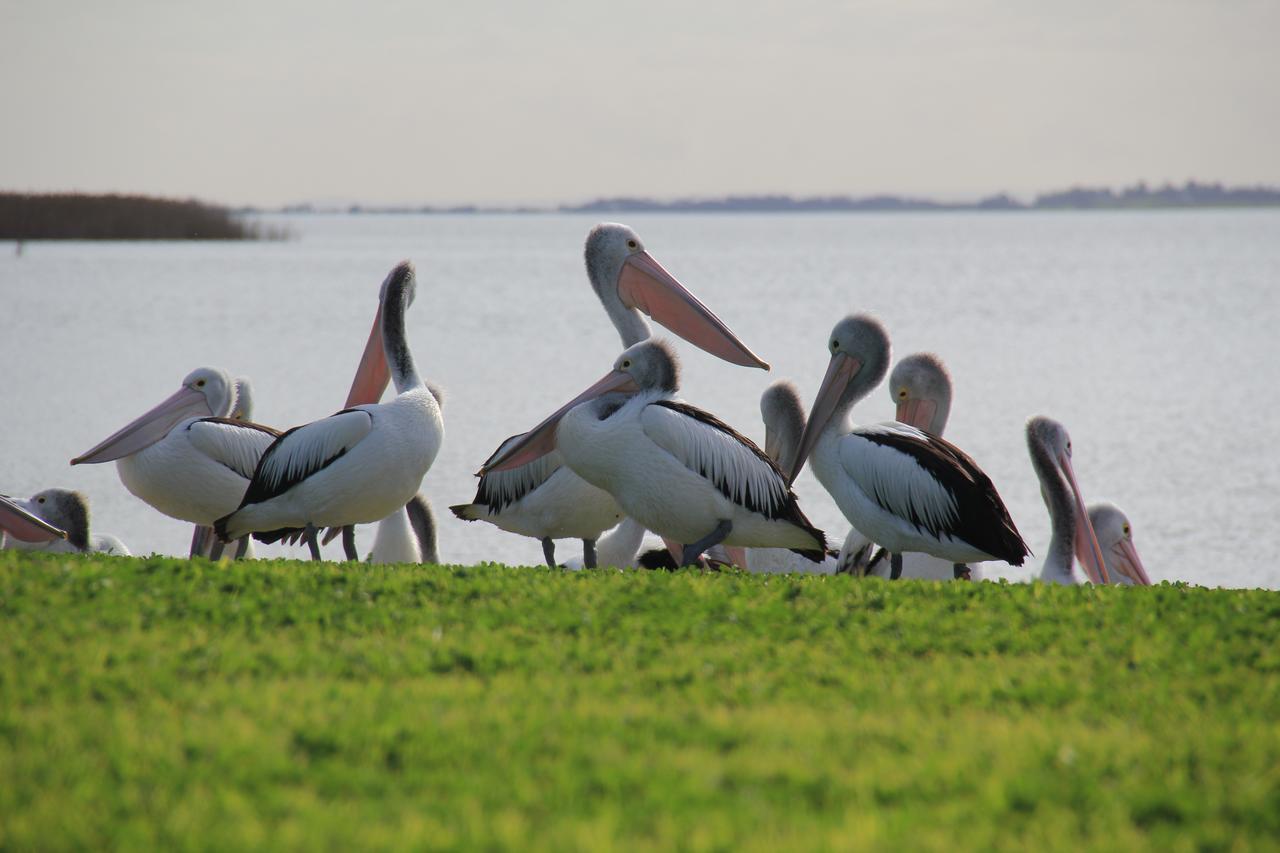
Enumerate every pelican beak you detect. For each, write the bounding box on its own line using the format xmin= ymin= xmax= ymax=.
xmin=788 ymin=352 xmax=862 ymax=484
xmin=0 ymin=495 xmax=66 ymax=542
xmin=896 ymin=398 xmax=937 ymax=433
xmin=617 ymin=251 xmax=769 ymax=370
xmin=1058 ymin=452 xmax=1110 ymax=584
xmin=345 ymin=304 xmax=390 ymax=407
xmin=71 ymin=384 xmax=213 ymax=465
xmin=479 ymin=370 xmax=640 ymax=474
xmin=1114 ymin=539 xmax=1153 ymax=585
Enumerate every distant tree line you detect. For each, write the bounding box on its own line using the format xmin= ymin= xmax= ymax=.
xmin=0 ymin=193 xmax=283 ymax=240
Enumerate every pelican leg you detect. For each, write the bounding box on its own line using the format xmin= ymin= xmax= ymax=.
xmin=582 ymin=538 xmax=598 ymax=569
xmin=189 ymin=525 xmax=209 ymax=558
xmin=304 ymin=523 xmax=322 ymax=561
xmin=953 ymin=563 xmax=972 ymax=581
xmin=342 ymin=526 xmax=358 ymax=562
xmin=681 ymin=520 xmax=732 ymax=567
xmin=890 ymin=553 xmax=903 ymax=580
xmin=208 ymin=539 xmax=225 ymax=561
xmin=541 ymin=537 xmax=556 ymax=568
xmin=234 ymin=536 xmax=250 ymax=560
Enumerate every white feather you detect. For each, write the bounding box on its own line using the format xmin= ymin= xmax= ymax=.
xmin=254 ymin=410 xmax=373 ymax=496
xmin=185 ymin=420 xmax=279 ymax=480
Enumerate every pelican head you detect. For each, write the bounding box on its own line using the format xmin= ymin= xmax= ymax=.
xmin=7 ymin=489 xmax=91 ymax=551
xmin=0 ymin=493 xmax=67 ymax=544
xmin=71 ymin=367 xmax=234 ymax=465
xmin=788 ymin=314 xmax=891 ymax=484
xmin=346 ymin=261 xmax=417 ymax=407
xmin=760 ymin=380 xmax=806 ymax=472
xmin=1025 ymin=416 xmax=1109 ymax=584
xmin=480 ymin=340 xmax=678 ymax=474
xmin=1082 ymin=502 xmax=1152 ymax=585
xmin=584 ymin=223 xmax=768 ymax=369
xmin=890 ymin=352 xmax=952 ymax=436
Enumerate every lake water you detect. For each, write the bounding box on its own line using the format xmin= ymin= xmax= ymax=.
xmin=3 ymin=210 xmax=1277 ymax=588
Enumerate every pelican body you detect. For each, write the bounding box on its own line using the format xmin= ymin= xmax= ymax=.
xmin=71 ymin=367 xmax=281 ymax=556
xmin=454 ymin=223 xmax=769 ymax=567
xmin=790 ymin=315 xmax=1028 ymax=575
xmin=484 ymin=341 xmax=825 ymax=566
xmin=215 ymin=262 xmax=443 ymax=558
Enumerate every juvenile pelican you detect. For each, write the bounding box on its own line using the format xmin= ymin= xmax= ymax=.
xmin=1026 ymin=417 xmax=1109 ymax=584
xmin=1 ymin=489 xmax=130 ymax=555
xmin=71 ymin=367 xmax=281 ymax=556
xmin=215 ymin=262 xmax=443 ymax=559
xmin=483 ymin=341 xmax=826 ymax=566
xmin=0 ymin=494 xmax=67 ymax=546
xmin=789 ymin=316 xmax=1028 ymax=576
xmin=1079 ymin=502 xmax=1151 ymax=585
xmin=454 ymin=223 xmax=769 ymax=568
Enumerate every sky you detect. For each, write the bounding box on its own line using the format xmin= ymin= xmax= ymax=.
xmin=2 ymin=0 xmax=1277 ymax=207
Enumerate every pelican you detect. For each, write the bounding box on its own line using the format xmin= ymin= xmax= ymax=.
xmin=1026 ymin=416 xmax=1109 ymax=584
xmin=841 ymin=352 xmax=982 ymax=581
xmin=453 ymin=223 xmax=769 ymax=568
xmin=368 ymin=493 xmax=439 ymax=564
xmin=215 ymin=261 xmax=443 ymax=559
xmin=1079 ymin=502 xmax=1151 ymax=585
xmin=744 ymin=381 xmax=838 ymax=574
xmin=789 ymin=315 xmax=1028 ymax=577
xmin=190 ymin=376 xmax=258 ymax=560
xmin=71 ymin=367 xmax=281 ymax=556
xmin=483 ymin=340 xmax=826 ymax=566
xmin=1 ymin=489 xmax=130 ymax=556
xmin=0 ymin=494 xmax=67 ymax=546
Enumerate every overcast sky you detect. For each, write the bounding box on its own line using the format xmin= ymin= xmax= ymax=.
xmin=3 ymin=0 xmax=1276 ymax=206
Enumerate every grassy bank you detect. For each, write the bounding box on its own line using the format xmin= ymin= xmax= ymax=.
xmin=1 ymin=552 xmax=1276 ymax=850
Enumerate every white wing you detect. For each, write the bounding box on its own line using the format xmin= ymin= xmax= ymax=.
xmin=640 ymin=401 xmax=790 ymax=518
xmin=187 ymin=419 xmax=280 ymax=480
xmin=241 ymin=410 xmax=374 ymax=506
xmin=838 ymin=422 xmax=960 ymax=538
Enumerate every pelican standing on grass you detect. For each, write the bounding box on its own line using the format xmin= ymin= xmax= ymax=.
xmin=483 ymin=340 xmax=826 ymax=566
xmin=453 ymin=223 xmax=769 ymax=568
xmin=215 ymin=262 xmax=443 ymax=559
xmin=1025 ymin=416 xmax=1110 ymax=584
xmin=1 ymin=489 xmax=130 ymax=555
xmin=71 ymin=367 xmax=280 ymax=557
xmin=788 ymin=315 xmax=1029 ymax=578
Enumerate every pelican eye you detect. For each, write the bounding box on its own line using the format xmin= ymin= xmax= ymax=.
xmin=627 ymin=240 xmax=637 ymax=250
xmin=831 ymin=340 xmax=839 ymax=350
xmin=622 ymin=359 xmax=632 ymax=369
xmin=37 ymin=496 xmax=46 ymax=504
xmin=1123 ymin=524 xmax=1131 ymax=537
xmin=898 ymin=389 xmax=907 ymax=399
xmin=196 ymin=379 xmax=206 ymax=388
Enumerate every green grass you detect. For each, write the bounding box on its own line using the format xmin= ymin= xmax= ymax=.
xmin=1 ymin=552 xmax=1277 ymax=851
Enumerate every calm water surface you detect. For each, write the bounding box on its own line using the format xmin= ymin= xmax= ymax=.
xmin=2 ymin=211 xmax=1277 ymax=588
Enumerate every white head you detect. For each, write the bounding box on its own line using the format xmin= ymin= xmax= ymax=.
xmin=72 ymin=366 xmax=234 ymax=464
xmin=230 ymin=376 xmax=255 ymax=421
xmin=11 ymin=489 xmax=91 ymax=551
xmin=889 ymin=352 xmax=952 ymax=436
xmin=760 ymin=380 xmax=806 ymax=472
xmin=1081 ymin=502 xmax=1152 ymax=585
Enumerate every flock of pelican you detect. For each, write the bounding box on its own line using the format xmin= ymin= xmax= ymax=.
xmin=1 ymin=223 xmax=1151 ymax=586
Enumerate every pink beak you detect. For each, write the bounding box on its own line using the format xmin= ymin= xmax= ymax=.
xmin=617 ymin=251 xmax=769 ymax=370
xmin=1058 ymin=453 xmax=1110 ymax=584
xmin=345 ymin=305 xmax=390 ymax=408
xmin=788 ymin=352 xmax=862 ymax=484
xmin=1114 ymin=539 xmax=1153 ymax=586
xmin=480 ymin=370 xmax=641 ymax=474
xmin=896 ymin=399 xmax=938 ymax=434
xmin=0 ymin=495 xmax=66 ymax=542
xmin=71 ymin=385 xmax=214 ymax=465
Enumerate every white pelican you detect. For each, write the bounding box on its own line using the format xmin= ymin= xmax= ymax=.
xmin=789 ymin=315 xmax=1028 ymax=577
xmin=0 ymin=494 xmax=67 ymax=546
xmin=453 ymin=223 xmax=769 ymax=567
xmin=1079 ymin=502 xmax=1151 ymax=585
xmin=842 ymin=352 xmax=983 ymax=581
xmin=214 ymin=261 xmax=444 ymax=559
xmin=191 ymin=376 xmax=258 ymax=560
xmin=1026 ymin=416 xmax=1109 ymax=584
xmin=483 ymin=340 xmax=826 ymax=566
xmin=744 ymin=381 xmax=838 ymax=574
xmin=368 ymin=493 xmax=439 ymax=564
xmin=71 ymin=367 xmax=281 ymax=556
xmin=2 ymin=489 xmax=130 ymax=556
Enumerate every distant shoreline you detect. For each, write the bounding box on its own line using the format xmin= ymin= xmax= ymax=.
xmin=265 ymin=180 xmax=1280 ymax=216
xmin=0 ymin=193 xmax=285 ymax=241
